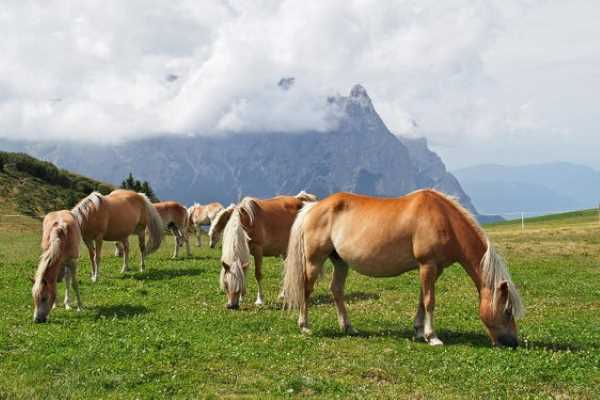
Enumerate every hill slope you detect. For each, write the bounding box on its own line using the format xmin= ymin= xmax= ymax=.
xmin=0 ymin=152 xmax=113 ymax=217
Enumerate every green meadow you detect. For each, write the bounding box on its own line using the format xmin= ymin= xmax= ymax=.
xmin=1 ymin=211 xmax=599 ymax=399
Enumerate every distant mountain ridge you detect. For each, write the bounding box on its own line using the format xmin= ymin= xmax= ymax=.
xmin=0 ymin=85 xmax=492 ymax=221
xmin=454 ymin=162 xmax=600 ymax=216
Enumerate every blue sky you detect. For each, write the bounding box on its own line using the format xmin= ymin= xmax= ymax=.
xmin=1 ymin=1 xmax=598 ymax=169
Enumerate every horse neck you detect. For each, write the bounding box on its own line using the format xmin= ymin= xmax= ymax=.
xmin=453 ymin=220 xmax=488 ymax=294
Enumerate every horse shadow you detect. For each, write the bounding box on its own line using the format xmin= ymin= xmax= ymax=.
xmin=94 ymin=304 xmax=148 ymax=320
xmin=316 ymin=326 xmax=591 ymax=351
xmin=311 ymin=292 xmax=380 ymax=305
xmin=129 ymin=267 xmax=204 ymax=281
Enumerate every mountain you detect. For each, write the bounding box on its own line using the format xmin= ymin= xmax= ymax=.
xmin=0 ymin=151 xmax=113 ymax=217
xmin=453 ymin=162 xmax=600 ymax=216
xmin=0 ymin=85 xmax=490 ymax=220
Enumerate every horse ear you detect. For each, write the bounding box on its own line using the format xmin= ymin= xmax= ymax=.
xmin=29 ymin=277 xmax=35 ymax=284
xmin=42 ymin=278 xmax=48 ymax=287
xmin=221 ymin=261 xmax=230 ymax=271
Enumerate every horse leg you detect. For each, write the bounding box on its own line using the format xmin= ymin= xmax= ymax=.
xmin=298 ymin=258 xmax=324 ymax=334
xmin=414 ymin=266 xmax=444 ymax=342
xmin=419 ymin=262 xmax=443 ymax=346
xmin=120 ymin=239 xmax=130 ymax=273
xmin=63 ymin=264 xmax=72 ymax=310
xmin=254 ymin=249 xmax=264 ymax=306
xmin=330 ymin=256 xmax=355 ymax=334
xmin=138 ymin=230 xmax=146 ymax=272
xmin=85 ymin=240 xmax=97 ymax=282
xmin=70 ymin=260 xmax=83 ymax=311
xmin=114 ymin=242 xmax=123 ymax=257
xmin=195 ymin=224 xmax=202 ymax=247
xmin=184 ymin=228 xmax=191 ymax=256
xmin=170 ymin=225 xmax=180 ymax=259
xmin=93 ymin=239 xmax=103 ymax=282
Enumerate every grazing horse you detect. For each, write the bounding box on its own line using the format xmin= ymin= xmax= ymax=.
xmin=32 ymin=210 xmax=82 ymax=323
xmin=283 ymin=190 xmax=524 ymax=347
xmin=209 ymin=192 xmax=317 ymax=249
xmin=187 ymin=202 xmax=224 ymax=247
xmin=117 ymin=201 xmax=190 ymax=259
xmin=155 ymin=201 xmax=191 ymax=258
xmin=72 ymin=189 xmax=164 ymax=281
xmin=220 ymin=191 xmax=318 ymax=309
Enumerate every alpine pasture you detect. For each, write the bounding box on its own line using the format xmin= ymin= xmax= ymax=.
xmin=1 ymin=211 xmax=599 ymax=399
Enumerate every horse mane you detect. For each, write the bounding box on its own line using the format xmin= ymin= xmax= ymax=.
xmin=295 ymin=190 xmax=318 ymax=202
xmin=238 ymin=197 xmax=258 ymax=225
xmin=71 ymin=191 xmax=103 ymax=226
xmin=32 ymin=220 xmax=68 ymax=300
xmin=420 ymin=189 xmax=524 ymax=320
xmin=209 ymin=203 xmax=235 ymax=238
xmin=219 ymin=203 xmax=252 ymax=294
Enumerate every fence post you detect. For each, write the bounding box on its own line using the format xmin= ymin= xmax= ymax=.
xmin=521 ymin=212 xmax=525 ymax=231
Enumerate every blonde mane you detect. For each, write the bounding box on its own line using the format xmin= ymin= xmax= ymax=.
xmin=71 ymin=191 xmax=103 ymax=226
xmin=422 ymin=189 xmax=524 ymax=320
xmin=219 ymin=203 xmax=252 ymax=293
xmin=208 ymin=203 xmax=235 ymax=238
xmin=295 ymin=190 xmax=318 ymax=202
xmin=32 ymin=220 xmax=68 ymax=300
xmin=238 ymin=197 xmax=258 ymax=224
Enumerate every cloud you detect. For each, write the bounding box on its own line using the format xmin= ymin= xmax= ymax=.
xmin=1 ymin=0 xmax=599 ymax=171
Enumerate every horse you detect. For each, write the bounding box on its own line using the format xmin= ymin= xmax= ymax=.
xmin=209 ymin=191 xmax=317 ymax=249
xmin=116 ymin=200 xmax=190 ymax=259
xmin=72 ymin=189 xmax=164 ymax=281
xmin=187 ymin=202 xmax=224 ymax=247
xmin=219 ymin=191 xmax=318 ymax=309
xmin=32 ymin=210 xmax=82 ymax=323
xmin=283 ymin=190 xmax=524 ymax=347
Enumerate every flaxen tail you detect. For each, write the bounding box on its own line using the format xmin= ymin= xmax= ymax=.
xmin=283 ymin=201 xmax=318 ymax=310
xmin=139 ymin=193 xmax=164 ymax=255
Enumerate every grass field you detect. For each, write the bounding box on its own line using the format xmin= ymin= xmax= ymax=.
xmin=1 ymin=211 xmax=599 ymax=399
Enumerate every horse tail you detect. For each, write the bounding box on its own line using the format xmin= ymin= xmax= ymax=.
xmin=33 ymin=221 xmax=68 ymax=297
xmin=283 ymin=201 xmax=318 ymax=310
xmin=139 ymin=193 xmax=164 ymax=255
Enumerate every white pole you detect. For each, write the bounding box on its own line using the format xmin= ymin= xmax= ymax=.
xmin=521 ymin=212 xmax=525 ymax=231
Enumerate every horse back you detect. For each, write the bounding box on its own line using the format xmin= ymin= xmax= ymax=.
xmin=247 ymin=196 xmax=304 ymax=255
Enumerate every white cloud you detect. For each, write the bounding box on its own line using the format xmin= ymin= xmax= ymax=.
xmin=1 ymin=0 xmax=599 ymax=169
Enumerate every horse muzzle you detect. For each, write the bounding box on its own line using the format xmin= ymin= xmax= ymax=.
xmin=497 ymin=335 xmax=518 ymax=348
xmin=226 ymin=303 xmax=240 ymax=310
xmin=34 ymin=316 xmax=48 ymax=324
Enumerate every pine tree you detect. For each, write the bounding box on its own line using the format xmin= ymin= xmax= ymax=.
xmin=120 ymin=172 xmax=159 ymax=201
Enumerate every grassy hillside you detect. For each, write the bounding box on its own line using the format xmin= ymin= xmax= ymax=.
xmin=1 ymin=205 xmax=598 ymax=398
xmin=0 ymin=151 xmax=113 ymax=218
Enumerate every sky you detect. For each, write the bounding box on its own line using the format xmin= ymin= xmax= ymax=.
xmin=0 ymin=1 xmax=599 ymax=170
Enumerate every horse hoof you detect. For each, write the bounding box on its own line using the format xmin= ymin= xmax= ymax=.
xmin=344 ymin=326 xmax=357 ymax=335
xmin=427 ymin=337 xmax=444 ymax=346
xmin=64 ymin=304 xmax=72 ymax=310
xmin=301 ymin=327 xmax=312 ymax=335
xmin=91 ymin=276 xmax=98 ymax=283
xmin=255 ymin=299 xmax=264 ymax=306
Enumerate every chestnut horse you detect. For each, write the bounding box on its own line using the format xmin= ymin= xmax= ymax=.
xmin=187 ymin=202 xmax=224 ymax=247
xmin=220 ymin=191 xmax=317 ymax=309
xmin=117 ymin=201 xmax=190 ymax=259
xmin=210 ymin=192 xmax=317 ymax=249
xmin=283 ymin=190 xmax=524 ymax=347
xmin=72 ymin=189 xmax=164 ymax=281
xmin=32 ymin=210 xmax=82 ymax=323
